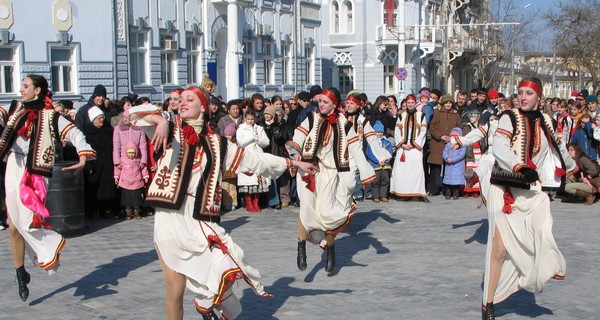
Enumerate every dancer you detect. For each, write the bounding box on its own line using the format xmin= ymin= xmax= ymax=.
xmin=128 ymin=86 xmax=316 ymax=320
xmin=286 ymin=87 xmax=375 ymax=273
xmin=0 ymin=75 xmax=94 ymax=301
xmin=481 ymin=77 xmax=574 ymax=319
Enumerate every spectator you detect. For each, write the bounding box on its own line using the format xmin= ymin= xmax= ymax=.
xmin=564 ymin=142 xmax=599 ymax=204
xmin=442 ymin=127 xmax=466 ymax=200
xmin=75 ymin=84 xmax=110 ymax=130
xmin=366 ymin=121 xmax=393 ymax=202
xmin=114 ymin=142 xmax=149 ymax=219
xmin=83 ymin=106 xmax=117 ymax=219
xmin=217 ymin=99 xmax=243 ymax=135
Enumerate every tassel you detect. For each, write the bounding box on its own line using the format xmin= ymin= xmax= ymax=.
xmin=399 ymin=150 xmax=406 ymax=162
xmin=502 ymin=190 xmax=515 ymax=214
xmin=555 ymin=166 xmax=566 ymax=177
xmin=301 ymin=173 xmax=316 ymax=192
xmin=207 ymin=234 xmax=228 ymax=254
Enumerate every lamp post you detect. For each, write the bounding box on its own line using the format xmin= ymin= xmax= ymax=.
xmin=508 ymin=3 xmax=531 ymax=95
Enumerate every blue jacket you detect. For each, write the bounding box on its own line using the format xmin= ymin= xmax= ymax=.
xmin=571 ymin=121 xmax=597 ymax=161
xmin=366 ymin=136 xmax=394 ymax=170
xmin=442 ymin=127 xmax=466 ymax=185
xmin=421 ymin=101 xmax=435 ymax=125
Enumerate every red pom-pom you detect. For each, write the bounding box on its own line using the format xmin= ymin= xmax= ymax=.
xmin=502 ymin=190 xmax=515 ymax=214
xmin=182 ymin=125 xmax=200 ymax=146
xmin=301 ymin=173 xmax=316 ymax=192
xmin=555 ymin=166 xmax=566 ymax=177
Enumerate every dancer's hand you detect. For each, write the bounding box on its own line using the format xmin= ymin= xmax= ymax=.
xmin=152 ymin=115 xmax=169 ymax=153
xmin=293 ymin=160 xmax=318 ymax=175
xmin=62 ymin=156 xmax=87 ymax=174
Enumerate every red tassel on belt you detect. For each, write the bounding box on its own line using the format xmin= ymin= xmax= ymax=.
xmin=301 ymin=173 xmax=316 ymax=192
xmin=502 ymin=190 xmax=515 ymax=214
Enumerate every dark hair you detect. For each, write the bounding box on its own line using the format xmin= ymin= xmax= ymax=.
xmin=27 ymin=74 xmax=50 ymax=99
xmin=135 ymin=96 xmax=151 ymax=106
xmin=457 ymin=91 xmax=468 ymax=97
xmin=387 ymin=95 xmax=397 ymax=104
xmin=430 ymin=89 xmax=442 ymax=97
xmin=251 ymin=93 xmax=264 ymax=102
xmin=226 ymin=99 xmax=241 ymax=111
xmin=58 ymin=99 xmax=74 ymax=110
xmin=357 ymin=93 xmax=368 ymax=104
xmin=567 ymin=142 xmax=586 ymax=163
xmin=271 ymin=95 xmax=283 ymax=105
xmin=373 ymin=95 xmax=389 ymax=112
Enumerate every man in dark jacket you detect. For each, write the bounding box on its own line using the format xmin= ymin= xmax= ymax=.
xmin=75 ymin=84 xmax=111 ymax=130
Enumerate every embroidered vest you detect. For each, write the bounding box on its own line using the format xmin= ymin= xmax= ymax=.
xmin=300 ymin=111 xmax=352 ymax=172
xmin=145 ymin=117 xmax=227 ymax=223
xmin=0 ymin=101 xmax=59 ymax=177
xmin=397 ymin=110 xmax=425 ymax=143
xmin=503 ymin=109 xmax=561 ymax=165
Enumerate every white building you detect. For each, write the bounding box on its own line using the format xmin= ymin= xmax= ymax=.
xmin=319 ymin=0 xmax=487 ymax=99
xmin=0 ymin=0 xmax=322 ymax=106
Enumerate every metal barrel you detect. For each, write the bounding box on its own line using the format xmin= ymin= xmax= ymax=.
xmin=45 ymin=161 xmax=85 ymax=237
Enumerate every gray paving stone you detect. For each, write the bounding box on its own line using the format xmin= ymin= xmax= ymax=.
xmin=0 ymin=196 xmax=598 ymax=319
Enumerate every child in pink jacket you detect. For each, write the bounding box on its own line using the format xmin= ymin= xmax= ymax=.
xmin=114 ymin=142 xmax=149 ymax=219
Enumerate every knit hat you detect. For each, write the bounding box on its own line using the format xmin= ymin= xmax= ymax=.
xmin=88 ymin=106 xmax=104 ymax=122
xmin=586 ymin=95 xmax=598 ymax=103
xmin=297 ymin=91 xmax=311 ymax=101
xmin=487 ymin=89 xmax=499 ymax=99
xmin=91 ymin=84 xmax=107 ymax=99
xmin=264 ymin=105 xmax=276 ymax=117
xmin=309 ymin=85 xmax=322 ymax=99
xmin=440 ymin=95 xmax=454 ymax=105
xmin=224 ymin=123 xmax=237 ymax=136
xmin=373 ymin=120 xmax=384 ymax=133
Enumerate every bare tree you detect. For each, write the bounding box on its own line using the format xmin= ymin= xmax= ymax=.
xmin=473 ymin=0 xmax=538 ymax=89
xmin=546 ymin=0 xmax=600 ymax=92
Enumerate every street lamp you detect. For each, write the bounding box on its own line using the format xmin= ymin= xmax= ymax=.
xmin=508 ymin=3 xmax=532 ymax=95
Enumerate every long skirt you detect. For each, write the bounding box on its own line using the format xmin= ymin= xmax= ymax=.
xmin=389 ymin=148 xmax=427 ymax=198
xmin=482 ymin=181 xmax=566 ymax=304
xmin=154 ymin=195 xmax=270 ymax=319
xmin=5 ymin=152 xmax=65 ymax=273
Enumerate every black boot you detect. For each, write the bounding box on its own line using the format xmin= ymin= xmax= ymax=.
xmin=297 ymin=240 xmax=307 ymax=271
xmin=482 ymin=302 xmax=495 ymax=320
xmin=325 ymin=245 xmax=335 ymax=273
xmin=16 ymin=265 xmax=30 ymax=302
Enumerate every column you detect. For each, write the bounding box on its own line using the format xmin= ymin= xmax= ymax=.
xmin=226 ymin=0 xmax=240 ymax=99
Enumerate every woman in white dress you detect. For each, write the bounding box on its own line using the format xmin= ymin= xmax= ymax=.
xmin=0 ymin=75 xmax=94 ymax=301
xmin=389 ymin=94 xmax=429 ymax=202
xmin=287 ymin=87 xmax=375 ymax=274
xmin=129 ymin=86 xmax=316 ymax=320
xmin=481 ymin=77 xmax=575 ymax=319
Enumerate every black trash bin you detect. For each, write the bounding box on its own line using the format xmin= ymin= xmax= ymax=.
xmin=45 ymin=161 xmax=85 ymax=237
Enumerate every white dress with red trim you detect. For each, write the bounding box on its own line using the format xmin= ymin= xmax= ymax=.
xmin=389 ymin=111 xmax=427 ymax=198
xmin=483 ymin=112 xmax=573 ymax=304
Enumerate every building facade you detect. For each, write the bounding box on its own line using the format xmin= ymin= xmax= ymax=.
xmin=319 ymin=0 xmax=487 ymax=99
xmin=0 ymin=0 xmax=321 ymax=106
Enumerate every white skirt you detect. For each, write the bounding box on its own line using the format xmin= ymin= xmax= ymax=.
xmin=154 ymin=195 xmax=270 ymax=319
xmin=389 ymin=149 xmax=426 ymax=197
xmin=5 ymin=152 xmax=65 ymax=273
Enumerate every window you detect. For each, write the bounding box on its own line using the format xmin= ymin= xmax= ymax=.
xmin=305 ymin=43 xmax=314 ymax=84
xmin=262 ymin=40 xmax=274 ymax=85
xmin=160 ymin=34 xmax=177 ymax=84
xmin=338 ymin=66 xmax=354 ymax=95
xmin=384 ymin=64 xmax=397 ymax=94
xmin=331 ymin=0 xmax=354 ymax=34
xmin=50 ymin=47 xmax=75 ymax=93
xmin=186 ymin=34 xmax=200 ymax=84
xmin=384 ymin=0 xmax=397 ymax=27
xmin=281 ymin=42 xmax=291 ymax=85
xmin=243 ymin=39 xmax=254 ymax=84
xmin=0 ymin=47 xmax=17 ymax=94
xmin=130 ymin=30 xmax=148 ymax=85
xmin=332 ymin=1 xmax=340 ymax=33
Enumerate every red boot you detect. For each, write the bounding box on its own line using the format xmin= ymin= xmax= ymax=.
xmin=252 ymin=194 xmax=262 ymax=212
xmin=245 ymin=194 xmax=256 ymax=212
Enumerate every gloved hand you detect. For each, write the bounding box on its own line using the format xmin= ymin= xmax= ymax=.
xmin=519 ymin=167 xmax=539 ymax=183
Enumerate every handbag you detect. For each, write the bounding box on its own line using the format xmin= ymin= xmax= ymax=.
xmin=490 ymin=162 xmax=531 ymax=189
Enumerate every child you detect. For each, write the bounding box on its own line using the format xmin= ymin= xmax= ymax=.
xmin=461 ymin=111 xmax=482 ymax=197
xmin=236 ymin=111 xmax=270 ymax=212
xmin=221 ymin=123 xmax=238 ymax=211
xmin=366 ymin=121 xmax=393 ymax=202
xmin=442 ymin=127 xmax=466 ymax=200
xmin=114 ymin=142 xmax=149 ymax=219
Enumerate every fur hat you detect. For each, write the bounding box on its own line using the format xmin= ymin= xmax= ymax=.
xmin=91 ymin=84 xmax=107 ymax=99
xmin=88 ymin=106 xmax=104 ymax=122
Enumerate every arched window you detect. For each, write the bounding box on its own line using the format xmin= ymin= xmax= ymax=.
xmin=343 ymin=1 xmax=353 ymax=33
xmin=332 ymin=1 xmax=340 ymax=33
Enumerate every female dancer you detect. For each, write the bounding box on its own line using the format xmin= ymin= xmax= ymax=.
xmin=481 ymin=77 xmax=574 ymax=319
xmin=286 ymin=87 xmax=375 ymax=273
xmin=0 ymin=75 xmax=94 ymax=301
xmin=129 ymin=86 xmax=316 ymax=320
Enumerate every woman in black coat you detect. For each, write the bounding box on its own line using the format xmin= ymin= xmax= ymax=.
xmin=84 ymin=106 xmax=117 ymax=219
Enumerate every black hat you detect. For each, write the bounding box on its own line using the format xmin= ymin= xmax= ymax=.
xmin=309 ymin=85 xmax=322 ymax=99
xmin=298 ymin=91 xmax=311 ymax=101
xmin=92 ymin=84 xmax=107 ymax=98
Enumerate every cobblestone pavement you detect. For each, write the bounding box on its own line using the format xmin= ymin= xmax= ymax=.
xmin=0 ymin=196 xmax=598 ymax=319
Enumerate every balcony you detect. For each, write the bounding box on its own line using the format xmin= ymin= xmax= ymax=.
xmin=375 ymin=25 xmax=443 ymax=45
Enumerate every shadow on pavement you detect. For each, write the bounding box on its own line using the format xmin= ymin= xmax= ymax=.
xmin=237 ymin=276 xmax=352 ymax=319
xmin=495 ymin=289 xmax=553 ymax=317
xmin=220 ymin=215 xmax=251 ymax=232
xmin=304 ymin=209 xmax=398 ymax=279
xmin=452 ymin=218 xmax=488 ymax=244
xmin=29 ymin=249 xmax=156 ymax=305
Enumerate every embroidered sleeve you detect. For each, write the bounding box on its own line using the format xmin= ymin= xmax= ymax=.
xmin=0 ymin=105 xmax=8 ymax=127
xmin=458 ymin=124 xmax=486 ymax=148
xmin=492 ymin=114 xmax=522 ymax=172
xmin=286 ymin=117 xmax=309 ymax=157
xmin=58 ymin=115 xmax=96 ymax=159
xmin=230 ymin=141 xmax=289 ymax=179
xmin=128 ymin=104 xmax=165 ymax=139
xmin=412 ymin=114 xmax=427 ymax=150
xmin=348 ymin=128 xmax=376 ymax=184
